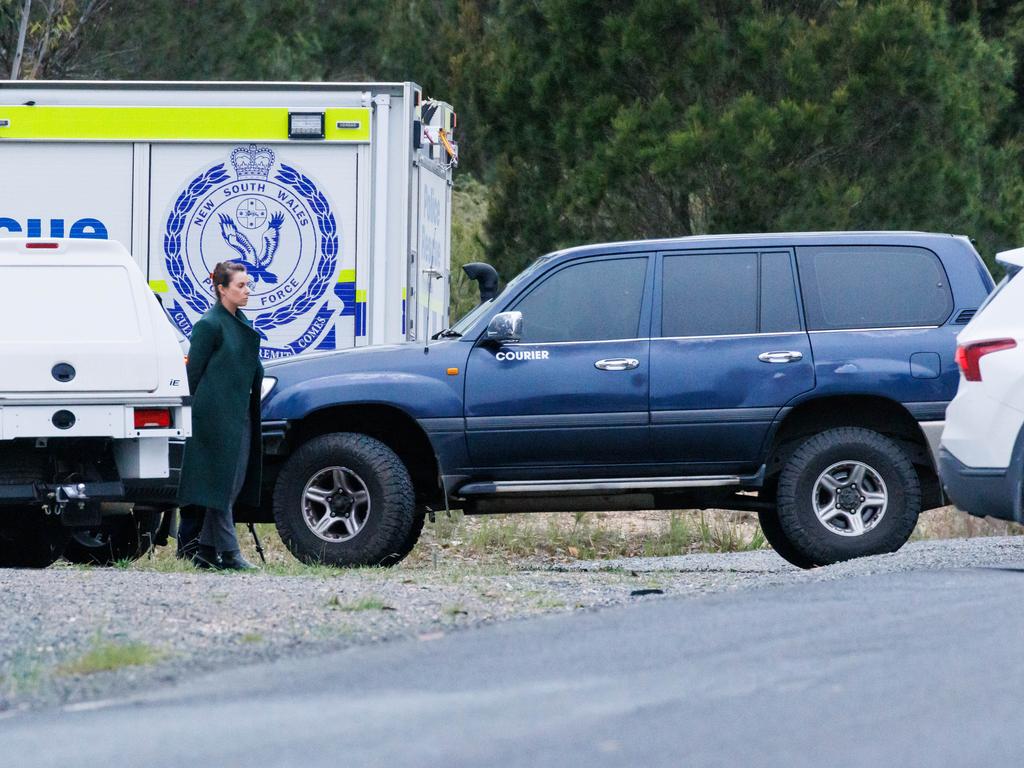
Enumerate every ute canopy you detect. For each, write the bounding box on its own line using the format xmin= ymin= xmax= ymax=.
xmin=0 ymin=239 xmax=160 ymax=394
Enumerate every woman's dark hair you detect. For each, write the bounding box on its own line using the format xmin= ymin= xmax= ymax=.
xmin=211 ymin=261 xmax=247 ymax=301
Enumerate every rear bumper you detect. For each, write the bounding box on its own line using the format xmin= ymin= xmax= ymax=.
xmin=0 ymin=402 xmax=189 ymax=440
xmin=939 ymin=442 xmax=1024 ymax=523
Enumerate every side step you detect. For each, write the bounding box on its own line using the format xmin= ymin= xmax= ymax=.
xmin=457 ymin=475 xmax=748 ymax=497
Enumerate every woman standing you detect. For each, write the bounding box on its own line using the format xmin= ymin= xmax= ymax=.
xmin=177 ymin=262 xmax=263 ymax=570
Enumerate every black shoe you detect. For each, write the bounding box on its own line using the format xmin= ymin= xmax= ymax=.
xmin=218 ymin=550 xmax=258 ymax=571
xmin=190 ymin=544 xmax=221 ymax=570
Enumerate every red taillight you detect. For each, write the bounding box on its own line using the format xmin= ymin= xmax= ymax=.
xmin=955 ymin=339 xmax=1017 ymax=382
xmin=134 ymin=408 xmax=171 ymax=429
xmin=25 ymin=242 xmax=59 ymax=249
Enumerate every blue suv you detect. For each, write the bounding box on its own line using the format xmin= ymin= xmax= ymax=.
xmin=254 ymin=232 xmax=993 ymax=568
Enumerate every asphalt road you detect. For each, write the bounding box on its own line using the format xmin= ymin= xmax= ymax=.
xmin=5 ymin=560 xmax=1024 ymax=767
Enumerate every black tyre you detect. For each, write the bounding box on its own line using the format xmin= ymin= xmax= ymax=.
xmin=0 ymin=508 xmax=70 ymax=568
xmin=756 ymin=508 xmax=820 ymax=569
xmin=273 ymin=433 xmax=417 ymax=567
xmin=378 ymin=511 xmax=427 ymax=567
xmin=776 ymin=427 xmax=921 ymax=567
xmin=63 ymin=509 xmax=163 ymax=566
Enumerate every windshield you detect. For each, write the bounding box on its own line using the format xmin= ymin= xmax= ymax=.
xmin=448 ymin=296 xmax=496 ymax=335
xmin=448 ymin=253 xmax=555 ymax=335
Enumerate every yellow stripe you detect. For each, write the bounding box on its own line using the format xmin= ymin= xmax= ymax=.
xmin=402 ymin=287 xmax=407 ymax=299
xmin=148 ymin=280 xmax=168 ymax=293
xmin=355 ymin=289 xmax=367 ymax=303
xmin=325 ymin=109 xmax=370 ymax=142
xmin=337 ymin=269 xmax=356 ymax=283
xmin=0 ymin=106 xmax=370 ymax=142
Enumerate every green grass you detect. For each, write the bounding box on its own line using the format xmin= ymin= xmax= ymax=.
xmin=411 ymin=509 xmax=767 ymax=565
xmin=117 ymin=507 xmax=770 ymax=576
xmin=329 ymin=595 xmax=391 ymax=612
xmin=641 ymin=512 xmax=696 ymax=557
xmin=116 ymin=508 xmax=773 ymax=576
xmin=58 ymin=637 xmax=165 ymax=676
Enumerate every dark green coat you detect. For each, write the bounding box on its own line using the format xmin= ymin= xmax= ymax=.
xmin=177 ymin=302 xmax=264 ymax=512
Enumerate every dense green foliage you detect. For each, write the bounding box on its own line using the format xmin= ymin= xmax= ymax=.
xmin=468 ymin=1 xmax=1024 ymax=275
xmin=8 ymin=0 xmax=1024 ymax=282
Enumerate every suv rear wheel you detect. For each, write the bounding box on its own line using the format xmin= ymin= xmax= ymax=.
xmin=774 ymin=427 xmax=921 ymax=567
xmin=273 ymin=433 xmax=417 ymax=567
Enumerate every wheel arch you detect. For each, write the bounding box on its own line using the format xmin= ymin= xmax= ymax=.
xmin=285 ymin=404 xmax=441 ymax=505
xmin=765 ymin=395 xmax=943 ymax=509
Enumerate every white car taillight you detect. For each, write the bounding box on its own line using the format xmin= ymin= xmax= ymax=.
xmin=955 ymin=339 xmax=1017 ymax=382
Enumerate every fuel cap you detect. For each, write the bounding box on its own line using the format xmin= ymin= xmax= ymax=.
xmin=52 ymin=363 xmax=76 ymax=383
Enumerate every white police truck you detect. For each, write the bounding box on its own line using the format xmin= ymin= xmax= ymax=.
xmin=0 ymin=238 xmax=190 ymax=567
xmin=0 ymin=81 xmax=457 ymax=566
xmin=0 ymin=81 xmax=458 ymax=351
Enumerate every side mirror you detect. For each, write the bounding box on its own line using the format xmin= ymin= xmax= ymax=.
xmin=485 ymin=311 xmax=523 ymax=343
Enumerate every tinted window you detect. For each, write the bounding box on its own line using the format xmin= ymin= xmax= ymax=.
xmin=797 ymin=246 xmax=954 ymax=330
xmin=514 ymin=258 xmax=647 ymax=342
xmin=760 ymin=251 xmax=801 ymax=333
xmin=662 ymin=252 xmax=757 ymax=336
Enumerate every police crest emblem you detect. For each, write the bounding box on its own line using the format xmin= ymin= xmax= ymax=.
xmin=163 ymin=145 xmax=343 ymax=358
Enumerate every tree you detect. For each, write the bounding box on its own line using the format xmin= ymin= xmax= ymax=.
xmin=472 ymin=1 xmax=1024 ymax=276
xmin=82 ymin=0 xmax=487 ymax=172
xmin=1 ymin=0 xmax=111 ymax=79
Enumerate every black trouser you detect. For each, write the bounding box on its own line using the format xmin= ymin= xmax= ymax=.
xmin=178 ymin=504 xmax=241 ymax=554
xmin=199 ymin=416 xmax=250 ymax=552
xmin=176 ymin=505 xmax=205 ymax=554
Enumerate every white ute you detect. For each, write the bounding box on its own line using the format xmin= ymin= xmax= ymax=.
xmin=0 ymin=238 xmax=190 ymax=567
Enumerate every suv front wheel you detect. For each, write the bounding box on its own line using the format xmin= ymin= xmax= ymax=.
xmin=773 ymin=427 xmax=921 ymax=568
xmin=273 ymin=433 xmax=417 ymax=567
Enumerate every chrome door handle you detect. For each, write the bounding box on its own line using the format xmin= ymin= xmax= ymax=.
xmin=758 ymin=351 xmax=804 ymax=364
xmin=594 ymin=358 xmax=640 ymax=371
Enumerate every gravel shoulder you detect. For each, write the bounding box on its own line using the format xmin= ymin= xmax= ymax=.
xmin=3 ymin=535 xmax=1023 ymax=714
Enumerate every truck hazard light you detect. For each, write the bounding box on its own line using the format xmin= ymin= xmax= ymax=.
xmin=134 ymin=408 xmax=172 ymax=429
xmin=25 ymin=242 xmax=60 ymax=249
xmin=288 ymin=112 xmax=325 ymax=139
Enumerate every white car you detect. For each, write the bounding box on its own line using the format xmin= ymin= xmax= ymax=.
xmin=939 ymin=247 xmax=1024 ymax=520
